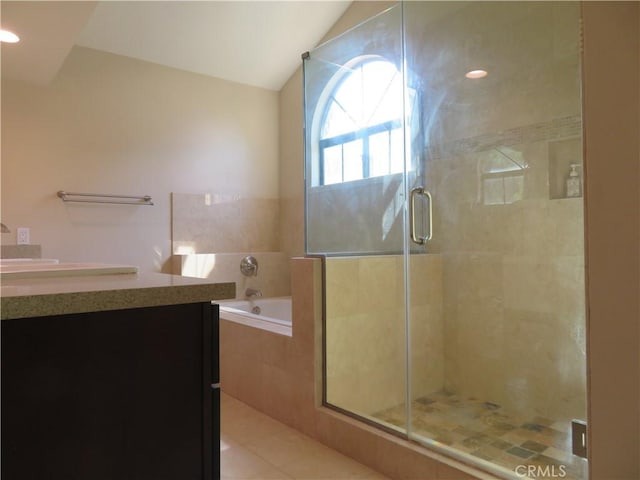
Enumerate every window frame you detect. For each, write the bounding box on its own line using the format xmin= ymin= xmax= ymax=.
xmin=318 ymin=119 xmax=402 ymax=185
xmin=315 ymin=57 xmax=408 ymax=186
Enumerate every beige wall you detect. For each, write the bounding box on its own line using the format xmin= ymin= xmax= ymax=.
xmin=1 ymin=46 xmax=279 ymax=272
xmin=582 ymin=2 xmax=640 ymax=479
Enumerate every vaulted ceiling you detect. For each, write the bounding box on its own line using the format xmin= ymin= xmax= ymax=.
xmin=1 ymin=1 xmax=352 ymax=90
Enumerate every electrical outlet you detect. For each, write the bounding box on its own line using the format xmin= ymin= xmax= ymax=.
xmin=16 ymin=227 xmax=30 ymax=245
xmin=571 ymin=420 xmax=587 ymax=458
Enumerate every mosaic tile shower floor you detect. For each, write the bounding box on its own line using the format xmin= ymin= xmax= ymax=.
xmin=373 ymin=391 xmax=587 ymax=480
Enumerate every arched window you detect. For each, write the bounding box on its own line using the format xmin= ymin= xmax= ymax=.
xmin=317 ymin=58 xmax=410 ymax=185
xmin=479 ymin=147 xmax=527 ymax=205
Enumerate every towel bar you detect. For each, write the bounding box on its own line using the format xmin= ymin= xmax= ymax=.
xmin=57 ymin=191 xmax=154 ymax=206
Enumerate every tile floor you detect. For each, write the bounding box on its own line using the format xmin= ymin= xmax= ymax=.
xmin=374 ymin=391 xmax=588 ymax=480
xmin=221 ymin=392 xmax=389 ymax=480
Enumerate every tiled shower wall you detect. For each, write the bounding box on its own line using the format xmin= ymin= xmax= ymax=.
xmin=321 ymin=1 xmax=585 ymax=425
xmin=411 ymin=2 xmax=586 ymax=422
xmin=325 ymin=254 xmax=444 ymax=416
xmin=171 ymin=193 xmax=290 ymax=297
xmin=430 ymin=132 xmax=585 ymax=422
xmin=315 ymin=141 xmax=585 ymax=422
xmin=310 ymin=131 xmax=585 ymax=422
xmin=306 ymin=174 xmax=409 ymax=255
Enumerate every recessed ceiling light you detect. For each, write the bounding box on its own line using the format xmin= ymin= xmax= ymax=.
xmin=0 ymin=29 xmax=20 ymax=43
xmin=465 ymin=69 xmax=488 ymax=79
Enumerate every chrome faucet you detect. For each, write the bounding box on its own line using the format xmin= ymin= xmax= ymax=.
xmin=245 ymin=288 xmax=262 ymax=298
xmin=240 ymin=255 xmax=258 ymax=277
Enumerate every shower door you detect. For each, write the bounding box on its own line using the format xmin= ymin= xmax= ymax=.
xmin=304 ymin=2 xmax=587 ymax=479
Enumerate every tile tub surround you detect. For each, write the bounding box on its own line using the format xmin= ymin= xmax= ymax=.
xmin=1 ymin=272 xmax=235 ymax=320
xmin=221 ymin=257 xmax=489 ymax=480
xmin=173 ymin=252 xmax=290 ymax=299
xmin=172 ymin=193 xmax=280 ymax=254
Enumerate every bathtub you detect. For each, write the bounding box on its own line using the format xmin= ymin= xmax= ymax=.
xmin=218 ymin=296 xmax=292 ymax=336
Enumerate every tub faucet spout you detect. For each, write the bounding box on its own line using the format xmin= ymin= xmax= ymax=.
xmin=245 ymin=288 xmax=262 ymax=298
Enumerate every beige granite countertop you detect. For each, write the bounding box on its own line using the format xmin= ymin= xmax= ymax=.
xmin=1 ymin=272 xmax=235 ymax=320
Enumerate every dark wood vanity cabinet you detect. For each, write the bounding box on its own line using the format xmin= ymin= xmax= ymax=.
xmin=1 ymin=302 xmax=220 ymax=480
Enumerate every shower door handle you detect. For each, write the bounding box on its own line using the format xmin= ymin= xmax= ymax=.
xmin=410 ymin=187 xmax=433 ymax=245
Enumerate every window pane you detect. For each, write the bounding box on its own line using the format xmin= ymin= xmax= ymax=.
xmin=317 ymin=59 xmax=414 ymax=185
xmin=323 ymin=145 xmax=343 ymax=185
xmin=322 ymin=101 xmax=358 ymax=138
xmin=369 ymin=131 xmax=390 ymax=177
xmin=504 ymin=175 xmax=524 ymax=204
xmin=343 ymin=140 xmax=363 ymax=182
xmin=371 ymin=83 xmax=403 ymax=126
xmin=389 ymin=127 xmax=404 ymax=174
xmin=483 ymin=177 xmax=505 ymax=205
xmin=334 ymin=67 xmax=364 ymax=128
xmin=363 ymin=62 xmax=401 ymax=125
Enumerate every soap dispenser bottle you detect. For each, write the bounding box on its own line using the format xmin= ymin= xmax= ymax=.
xmin=566 ymin=163 xmax=581 ymax=198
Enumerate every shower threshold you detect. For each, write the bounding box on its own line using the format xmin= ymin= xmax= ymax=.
xmin=373 ymin=391 xmax=587 ymax=480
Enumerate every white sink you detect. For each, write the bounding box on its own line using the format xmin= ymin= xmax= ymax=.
xmin=0 ymin=262 xmax=138 ymax=279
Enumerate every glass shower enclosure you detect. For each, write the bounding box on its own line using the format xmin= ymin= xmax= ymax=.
xmin=303 ymin=2 xmax=587 ymax=479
